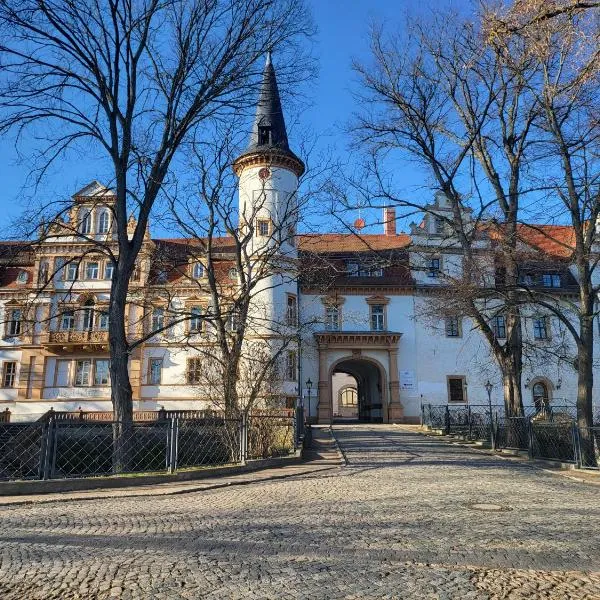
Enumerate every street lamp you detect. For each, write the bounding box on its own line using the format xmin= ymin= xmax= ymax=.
xmin=306 ymin=378 xmax=313 ymax=420
xmin=485 ymin=380 xmax=495 ymax=449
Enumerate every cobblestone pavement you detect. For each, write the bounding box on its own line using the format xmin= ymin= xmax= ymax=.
xmin=1 ymin=425 xmax=600 ymax=599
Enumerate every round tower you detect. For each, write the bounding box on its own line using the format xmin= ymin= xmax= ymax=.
xmin=232 ymin=53 xmax=304 ymax=391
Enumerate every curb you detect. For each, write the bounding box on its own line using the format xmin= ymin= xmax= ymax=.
xmin=415 ymin=427 xmax=600 ymax=485
xmin=0 ymin=460 xmax=339 ymax=507
xmin=328 ymin=426 xmax=348 ymax=467
xmin=0 ymin=451 xmax=303 ymax=498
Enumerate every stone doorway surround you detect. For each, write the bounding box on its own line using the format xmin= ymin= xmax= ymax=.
xmin=315 ymin=331 xmax=402 ymax=424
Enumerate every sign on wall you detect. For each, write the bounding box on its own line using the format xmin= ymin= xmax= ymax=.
xmin=399 ymin=370 xmax=415 ymax=391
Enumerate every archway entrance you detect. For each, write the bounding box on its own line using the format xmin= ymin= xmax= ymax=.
xmin=331 ymin=358 xmax=385 ymax=423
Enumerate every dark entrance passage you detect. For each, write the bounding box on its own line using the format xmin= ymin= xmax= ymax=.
xmin=331 ymin=358 xmax=385 ymax=423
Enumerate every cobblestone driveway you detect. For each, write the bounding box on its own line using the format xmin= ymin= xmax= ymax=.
xmin=1 ymin=425 xmax=600 ymax=599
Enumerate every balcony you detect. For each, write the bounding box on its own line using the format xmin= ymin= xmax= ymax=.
xmin=43 ymin=329 xmax=109 ymax=350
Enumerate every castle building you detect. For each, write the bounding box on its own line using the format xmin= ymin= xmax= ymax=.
xmin=0 ymin=57 xmax=596 ymax=423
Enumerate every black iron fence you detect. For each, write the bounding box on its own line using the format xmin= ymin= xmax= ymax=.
xmin=0 ymin=410 xmax=301 ymax=482
xmin=422 ymin=403 xmax=600 ymax=469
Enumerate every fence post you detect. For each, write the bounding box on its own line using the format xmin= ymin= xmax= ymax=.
xmin=295 ymin=404 xmax=304 ymax=446
xmin=445 ymin=405 xmax=450 ymax=435
xmin=168 ymin=417 xmax=178 ymax=474
xmin=527 ymin=419 xmax=534 ymax=460
xmin=467 ymin=407 xmax=472 ymax=440
xmin=420 ymin=403 xmax=424 ymax=427
xmin=240 ymin=413 xmax=247 ymax=465
xmin=573 ymin=422 xmax=582 ymax=468
xmin=40 ymin=418 xmax=54 ymax=480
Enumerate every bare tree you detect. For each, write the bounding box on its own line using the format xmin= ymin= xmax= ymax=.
xmin=485 ymin=1 xmax=600 ymax=459
xmin=484 ymin=0 xmax=600 ymax=35
xmin=348 ymin=11 xmax=544 ymax=416
xmin=0 ymin=0 xmax=313 ymax=460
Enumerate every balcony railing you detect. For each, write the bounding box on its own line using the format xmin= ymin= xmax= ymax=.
xmin=45 ymin=329 xmax=109 ymax=345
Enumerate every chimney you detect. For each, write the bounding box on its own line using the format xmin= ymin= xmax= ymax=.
xmin=383 ymin=207 xmax=396 ymax=236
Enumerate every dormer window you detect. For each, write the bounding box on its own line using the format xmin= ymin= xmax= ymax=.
xmin=258 ymin=126 xmax=271 ymax=145
xmin=16 ymin=271 xmax=28 ymax=285
xmin=542 ymin=273 xmax=561 ymax=288
xmin=156 ymin=270 xmax=168 ymax=283
xmin=434 ymin=216 xmax=444 ymax=235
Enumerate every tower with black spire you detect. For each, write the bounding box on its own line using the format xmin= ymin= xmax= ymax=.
xmin=232 ymin=53 xmax=303 ymax=393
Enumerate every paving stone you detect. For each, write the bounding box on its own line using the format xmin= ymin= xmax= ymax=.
xmin=0 ymin=425 xmax=599 ymax=598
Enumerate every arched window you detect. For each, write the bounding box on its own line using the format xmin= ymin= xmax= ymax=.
xmin=339 ymin=387 xmax=358 ymax=407
xmin=79 ymin=209 xmax=92 ymax=235
xmin=533 ymin=382 xmax=549 ymax=412
xmin=97 ymin=211 xmax=110 ymax=234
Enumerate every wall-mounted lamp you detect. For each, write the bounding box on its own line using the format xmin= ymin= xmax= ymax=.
xmin=524 ymin=378 xmax=531 ymax=389
xmin=556 ymin=378 xmax=562 ymax=390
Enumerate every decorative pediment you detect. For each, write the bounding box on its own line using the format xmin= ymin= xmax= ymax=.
xmin=320 ymin=294 xmax=345 ymax=306
xmin=314 ymin=331 xmax=401 ymax=348
xmin=365 ymin=294 xmax=390 ymax=305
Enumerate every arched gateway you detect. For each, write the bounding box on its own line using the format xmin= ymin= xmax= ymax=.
xmin=315 ymin=331 xmax=403 ymax=424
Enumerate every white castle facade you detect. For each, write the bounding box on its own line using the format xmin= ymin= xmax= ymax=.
xmin=0 ymin=57 xmax=597 ymax=423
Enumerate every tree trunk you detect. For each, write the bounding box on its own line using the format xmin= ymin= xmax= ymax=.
xmin=577 ymin=314 xmax=596 ymax=466
xmin=109 ymin=264 xmax=134 ymax=472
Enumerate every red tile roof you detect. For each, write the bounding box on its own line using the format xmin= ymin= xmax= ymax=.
xmin=297 ymin=233 xmax=412 ymax=253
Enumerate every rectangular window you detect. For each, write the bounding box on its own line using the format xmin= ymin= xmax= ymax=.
xmin=86 ymin=262 xmax=99 ymax=280
xmin=82 ymin=307 xmax=94 ymax=330
xmin=189 ymin=306 xmax=203 ymax=332
xmin=445 ymin=317 xmax=461 ymax=337
xmin=54 ymin=257 xmax=66 ymax=280
xmin=187 ymin=357 xmax=202 ymax=385
xmin=149 ymin=358 xmax=163 ymax=385
xmin=533 ymin=317 xmax=549 ymax=340
xmin=60 ymin=310 xmax=75 ymax=331
xmin=257 ymin=219 xmax=270 ymax=237
xmin=94 ymin=359 xmax=110 ymax=385
xmin=65 ymin=262 xmax=78 ymax=281
xmin=2 ymin=362 xmax=16 ymax=388
xmin=151 ymin=308 xmax=164 ymax=332
xmin=258 ymin=126 xmax=271 ymax=145
xmin=492 ymin=315 xmax=506 ymax=339
xmin=367 ymin=266 xmax=383 ymax=277
xmin=542 ymin=273 xmax=561 ymax=288
xmin=428 ymin=258 xmax=441 ymax=278
xmin=192 ymin=262 xmax=204 ymax=279
xmin=286 ymin=351 xmax=297 ymax=381
xmin=448 ymin=376 xmax=466 ymax=403
xmin=75 ymin=360 xmax=92 ymax=386
xmin=286 ymin=295 xmax=298 ymax=327
xmin=325 ymin=305 xmax=340 ymax=331
xmin=370 ymin=304 xmax=385 ymax=332
xmin=38 ymin=261 xmax=49 ymax=285
xmin=347 ymin=261 xmax=360 ymax=277
xmin=228 ymin=309 xmax=240 ymax=332
xmin=104 ymin=261 xmax=114 ymax=280
xmin=7 ymin=309 xmax=22 ymax=336
xmin=434 ymin=216 xmax=444 ymax=235
xmin=520 ymin=274 xmax=533 ymax=286
xmin=131 ymin=266 xmax=141 ymax=282
xmin=97 ymin=312 xmax=109 ymax=330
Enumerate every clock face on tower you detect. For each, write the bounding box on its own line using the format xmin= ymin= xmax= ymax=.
xmin=258 ymin=167 xmax=271 ymax=181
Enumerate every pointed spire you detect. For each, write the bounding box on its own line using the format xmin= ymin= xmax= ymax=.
xmin=246 ymin=52 xmax=291 ymax=153
xmin=233 ymin=52 xmax=304 ymax=177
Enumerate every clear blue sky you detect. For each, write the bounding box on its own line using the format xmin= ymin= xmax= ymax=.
xmin=0 ymin=0 xmax=468 ymax=238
